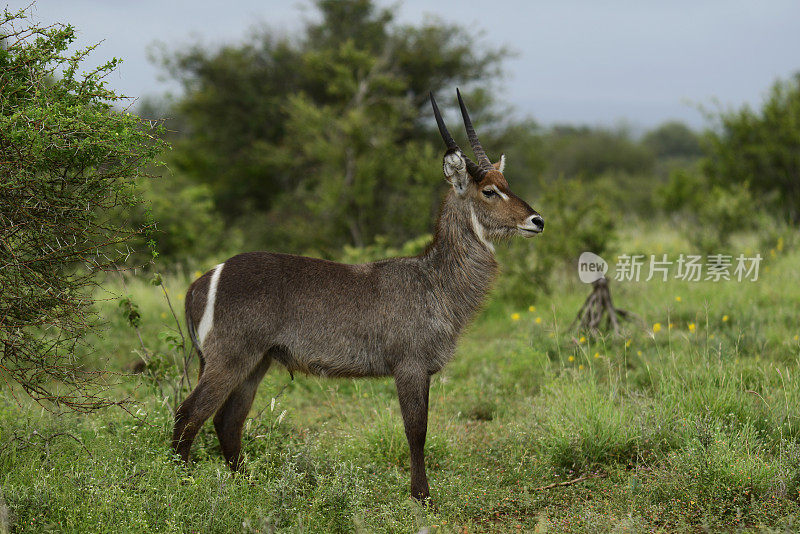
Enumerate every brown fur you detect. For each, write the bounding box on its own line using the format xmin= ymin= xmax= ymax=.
xmin=172 ymin=133 xmax=542 ymax=504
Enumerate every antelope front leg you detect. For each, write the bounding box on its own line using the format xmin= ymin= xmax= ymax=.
xmin=394 ymin=369 xmax=431 ymax=501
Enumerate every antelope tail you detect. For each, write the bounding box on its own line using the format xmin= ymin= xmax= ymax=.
xmin=185 ymin=294 xmax=206 ymax=380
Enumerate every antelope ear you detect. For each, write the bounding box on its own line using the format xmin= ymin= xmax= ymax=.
xmin=493 ymin=154 xmax=506 ymax=173
xmin=443 ymin=149 xmax=470 ymax=195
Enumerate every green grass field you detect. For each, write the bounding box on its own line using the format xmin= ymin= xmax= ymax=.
xmin=2 ymin=227 xmax=800 ymax=533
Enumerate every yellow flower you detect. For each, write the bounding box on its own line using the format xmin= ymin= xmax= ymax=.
xmin=722 ymin=315 xmax=729 ymax=322
xmin=160 ymin=312 xmax=167 ymax=319
xmin=593 ymin=352 xmax=600 ymax=359
xmin=770 ymin=248 xmax=776 ymax=258
xmin=794 ymin=335 xmax=799 ymax=341
xmin=579 ymin=336 xmax=586 ymax=343
xmin=675 ymin=296 xmax=682 ymax=302
xmin=578 ymin=364 xmax=585 ymax=370
xmin=653 ymin=323 xmax=662 ymax=333
xmin=568 ymin=355 xmax=575 ymax=362
xmin=709 ymin=334 xmax=716 ymax=340
xmin=688 ymin=323 xmax=696 ymax=333
xmin=193 ymin=270 xmax=203 ymax=279
xmin=625 ymin=339 xmax=632 ymax=348
xmin=637 ymin=350 xmax=642 ymax=356
xmin=511 ymin=313 xmax=520 ymax=321
xmin=535 ymin=317 xmax=542 ymax=324
xmin=777 ymin=237 xmax=784 ymax=252
xmin=528 ymin=305 xmax=536 ymax=312
xmin=669 ymin=323 xmax=674 ymax=330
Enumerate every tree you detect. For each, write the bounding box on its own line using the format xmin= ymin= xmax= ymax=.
xmin=0 ymin=8 xmax=166 ymax=410
xmin=154 ymin=0 xmax=506 ymax=254
xmin=542 ymin=126 xmax=654 ymax=180
xmin=704 ymin=74 xmax=800 ymax=222
xmin=643 ymin=121 xmax=703 ymax=160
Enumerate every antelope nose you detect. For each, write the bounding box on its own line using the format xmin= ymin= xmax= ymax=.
xmin=529 ymin=214 xmax=544 ymax=232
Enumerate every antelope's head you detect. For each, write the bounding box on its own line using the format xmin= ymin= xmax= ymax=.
xmin=431 ymin=90 xmax=543 ymax=244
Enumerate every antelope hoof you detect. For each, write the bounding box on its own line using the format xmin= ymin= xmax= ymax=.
xmin=412 ymin=492 xmax=434 ymax=508
xmin=411 ymin=485 xmax=431 ymax=503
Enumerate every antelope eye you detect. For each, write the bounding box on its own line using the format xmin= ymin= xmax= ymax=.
xmin=482 ymin=189 xmax=496 ymax=198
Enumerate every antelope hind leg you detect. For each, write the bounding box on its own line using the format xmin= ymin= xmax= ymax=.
xmin=172 ymin=353 xmax=259 ymax=464
xmin=213 ymin=355 xmax=272 ymax=470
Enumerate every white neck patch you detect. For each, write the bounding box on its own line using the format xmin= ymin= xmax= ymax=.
xmin=469 ymin=205 xmax=494 ymax=253
xmin=197 ymin=262 xmax=225 ymax=349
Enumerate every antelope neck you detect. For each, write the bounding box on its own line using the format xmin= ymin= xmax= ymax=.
xmin=421 ymin=193 xmax=498 ymax=328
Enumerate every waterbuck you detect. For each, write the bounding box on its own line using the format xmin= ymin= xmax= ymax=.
xmin=173 ymin=90 xmax=544 ymax=501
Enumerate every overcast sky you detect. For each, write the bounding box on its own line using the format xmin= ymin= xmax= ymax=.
xmin=6 ymin=0 xmax=800 ymax=129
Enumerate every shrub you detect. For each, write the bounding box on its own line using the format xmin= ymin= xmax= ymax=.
xmin=338 ymin=233 xmax=431 ymax=264
xmin=704 ymin=73 xmax=800 ymax=223
xmin=659 ymin=169 xmax=778 ymax=253
xmin=496 ymin=177 xmax=616 ymax=302
xmin=0 ymin=8 xmax=166 ymax=410
xmin=125 ymin=173 xmax=228 ymax=267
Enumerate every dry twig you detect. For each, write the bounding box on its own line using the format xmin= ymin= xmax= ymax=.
xmin=533 ymin=472 xmax=607 ymax=491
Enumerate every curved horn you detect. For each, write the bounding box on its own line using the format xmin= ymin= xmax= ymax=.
xmin=430 ymin=92 xmax=486 ymax=180
xmin=430 ymin=91 xmax=457 ymax=151
xmin=462 ymin=152 xmax=485 ymax=180
xmin=456 ymin=88 xmax=493 ymax=171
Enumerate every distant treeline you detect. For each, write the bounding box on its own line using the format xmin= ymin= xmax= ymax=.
xmin=133 ymin=0 xmax=800 ymax=267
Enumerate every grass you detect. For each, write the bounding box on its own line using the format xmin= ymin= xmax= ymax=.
xmin=2 ymin=226 xmax=800 ymax=532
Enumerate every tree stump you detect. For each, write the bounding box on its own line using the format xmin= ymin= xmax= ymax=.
xmin=570 ymin=277 xmax=640 ymax=335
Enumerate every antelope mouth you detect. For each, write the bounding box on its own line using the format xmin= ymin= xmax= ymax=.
xmin=517 ymin=226 xmax=543 ymax=236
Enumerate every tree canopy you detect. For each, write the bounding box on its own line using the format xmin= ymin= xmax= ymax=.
xmin=155 ymin=0 xmax=507 ymax=254
xmin=704 ymin=73 xmax=800 ymax=222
